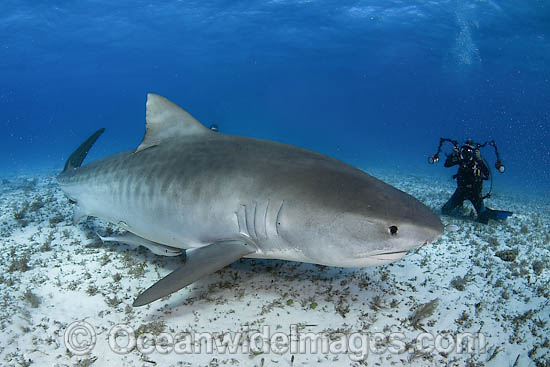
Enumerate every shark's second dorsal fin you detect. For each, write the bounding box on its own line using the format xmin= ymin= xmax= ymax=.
xmin=136 ymin=93 xmax=211 ymax=152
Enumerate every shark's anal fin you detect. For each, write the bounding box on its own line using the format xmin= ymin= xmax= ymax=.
xmin=97 ymin=232 xmax=183 ymax=257
xmin=133 ymin=241 xmax=254 ymax=307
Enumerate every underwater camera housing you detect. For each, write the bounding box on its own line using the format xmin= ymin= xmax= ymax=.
xmin=428 ymin=138 xmax=506 ymax=199
xmin=459 ymin=145 xmax=475 ymax=163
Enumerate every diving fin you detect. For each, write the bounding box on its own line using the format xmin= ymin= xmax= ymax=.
xmin=132 ymin=240 xmax=254 ymax=307
xmin=492 ymin=210 xmax=513 ymax=220
xmin=477 ymin=208 xmax=513 ymax=224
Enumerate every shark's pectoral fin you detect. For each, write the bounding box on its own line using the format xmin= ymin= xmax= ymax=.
xmin=133 ymin=241 xmax=254 ymax=307
xmin=97 ymin=232 xmax=183 ymax=257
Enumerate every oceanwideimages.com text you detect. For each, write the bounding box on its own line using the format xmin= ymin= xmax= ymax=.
xmin=65 ymin=321 xmax=487 ymax=361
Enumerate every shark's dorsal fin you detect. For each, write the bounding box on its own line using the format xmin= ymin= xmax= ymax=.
xmin=136 ymin=93 xmax=211 ymax=152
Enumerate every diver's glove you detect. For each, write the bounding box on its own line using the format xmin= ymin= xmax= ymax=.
xmin=474 ymin=149 xmax=481 ymax=161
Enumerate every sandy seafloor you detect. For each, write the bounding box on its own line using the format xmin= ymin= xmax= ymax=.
xmin=0 ymin=170 xmax=548 ymax=367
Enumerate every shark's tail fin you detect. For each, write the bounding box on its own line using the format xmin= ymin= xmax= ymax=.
xmin=63 ymin=128 xmax=106 ymax=172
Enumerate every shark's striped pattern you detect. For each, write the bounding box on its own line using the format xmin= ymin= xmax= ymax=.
xmin=57 ymin=94 xmax=443 ymax=306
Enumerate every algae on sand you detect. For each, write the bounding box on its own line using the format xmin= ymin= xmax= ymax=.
xmin=409 ymin=298 xmax=439 ymax=330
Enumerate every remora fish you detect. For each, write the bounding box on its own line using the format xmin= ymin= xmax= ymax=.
xmin=57 ymin=94 xmax=443 ymax=307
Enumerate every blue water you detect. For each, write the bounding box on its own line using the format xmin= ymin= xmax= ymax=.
xmin=1 ymin=0 xmax=549 ymax=196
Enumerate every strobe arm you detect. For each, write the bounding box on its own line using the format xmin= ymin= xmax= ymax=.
xmin=428 ymin=138 xmax=459 ymax=164
xmin=477 ymin=140 xmax=505 ymax=173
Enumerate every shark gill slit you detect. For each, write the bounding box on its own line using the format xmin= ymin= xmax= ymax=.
xmin=244 ymin=205 xmax=250 ymax=237
xmin=275 ymin=200 xmax=284 ymax=236
xmin=236 ymin=205 xmax=249 ymax=237
xmin=263 ymin=200 xmax=269 ymax=239
xmin=254 ymin=202 xmax=261 ymax=239
xmin=254 ymin=200 xmax=268 ymax=240
xmin=253 ymin=204 xmax=259 ymax=239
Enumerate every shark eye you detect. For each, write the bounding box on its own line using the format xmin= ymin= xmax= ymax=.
xmin=389 ymin=225 xmax=398 ymax=235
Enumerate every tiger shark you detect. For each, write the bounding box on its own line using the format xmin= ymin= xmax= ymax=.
xmin=57 ymin=94 xmax=443 ymax=307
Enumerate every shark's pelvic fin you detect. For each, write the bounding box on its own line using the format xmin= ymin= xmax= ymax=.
xmin=63 ymin=128 xmax=105 ymax=172
xmin=133 ymin=240 xmax=254 ymax=307
xmin=97 ymin=232 xmax=184 ymax=257
xmin=98 ymin=232 xmax=183 ymax=257
xmin=73 ymin=203 xmax=87 ymax=224
xmin=136 ymin=93 xmax=212 ymax=153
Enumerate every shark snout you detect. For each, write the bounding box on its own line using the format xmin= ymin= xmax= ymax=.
xmin=410 ymin=203 xmax=444 ymax=249
xmin=410 ymin=221 xmax=443 ymax=253
xmin=381 ymin=217 xmax=443 ymax=256
xmin=357 ymin=221 xmax=442 ymax=266
xmin=427 ymin=226 xmax=443 ymax=244
xmin=424 ymin=215 xmax=445 ymax=244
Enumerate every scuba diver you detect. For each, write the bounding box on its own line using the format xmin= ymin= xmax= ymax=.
xmin=428 ymin=138 xmax=513 ymax=224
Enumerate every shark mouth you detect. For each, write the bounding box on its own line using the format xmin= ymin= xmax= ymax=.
xmin=368 ymin=250 xmax=408 ymax=261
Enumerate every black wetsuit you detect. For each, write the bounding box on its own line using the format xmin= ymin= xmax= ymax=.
xmin=441 ymin=151 xmax=490 ymax=219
